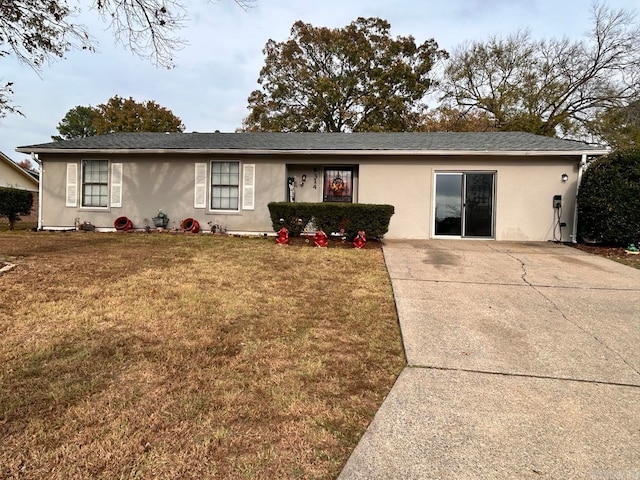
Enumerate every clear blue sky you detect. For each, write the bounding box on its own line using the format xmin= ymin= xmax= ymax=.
xmin=0 ymin=0 xmax=637 ymax=164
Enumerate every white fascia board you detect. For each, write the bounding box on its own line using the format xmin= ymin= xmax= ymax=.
xmin=17 ymin=148 xmax=611 ymax=156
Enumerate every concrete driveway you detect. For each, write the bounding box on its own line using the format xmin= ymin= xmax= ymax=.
xmin=339 ymin=241 xmax=640 ymax=479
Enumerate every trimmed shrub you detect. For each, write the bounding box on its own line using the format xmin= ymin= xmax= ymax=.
xmin=577 ymin=149 xmax=640 ymax=245
xmin=267 ymin=202 xmax=394 ymax=239
xmin=0 ymin=187 xmax=34 ymax=230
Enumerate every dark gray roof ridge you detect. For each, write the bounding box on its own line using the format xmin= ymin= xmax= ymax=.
xmin=16 ymin=131 xmax=609 ymax=154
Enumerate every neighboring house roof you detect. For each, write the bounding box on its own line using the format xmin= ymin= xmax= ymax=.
xmin=16 ymin=131 xmax=609 ymax=156
xmin=0 ymin=151 xmax=39 ymax=192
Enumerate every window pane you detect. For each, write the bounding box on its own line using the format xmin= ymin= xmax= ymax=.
xmin=82 ymin=160 xmax=109 ymax=207
xmin=435 ymin=174 xmax=462 ymax=235
xmin=82 ymin=163 xmax=91 ymax=181
xmin=211 ymin=162 xmax=240 ymax=210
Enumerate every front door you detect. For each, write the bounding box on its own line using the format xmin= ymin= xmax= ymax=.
xmin=434 ymin=172 xmax=494 ymax=238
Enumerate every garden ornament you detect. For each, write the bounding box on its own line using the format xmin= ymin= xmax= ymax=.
xmin=276 ymin=226 xmax=290 ymax=245
xmin=313 ymin=229 xmax=328 ymax=248
xmin=353 ymin=230 xmax=366 ymax=249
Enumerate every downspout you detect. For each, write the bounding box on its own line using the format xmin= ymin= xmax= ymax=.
xmin=31 ymin=152 xmax=43 ymax=230
xmin=571 ymin=154 xmax=588 ymax=244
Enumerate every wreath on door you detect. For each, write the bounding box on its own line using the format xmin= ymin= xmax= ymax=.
xmin=330 ymin=176 xmax=345 ymax=195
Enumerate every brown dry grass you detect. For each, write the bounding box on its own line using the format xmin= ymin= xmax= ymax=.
xmin=0 ymin=232 xmax=404 ymax=479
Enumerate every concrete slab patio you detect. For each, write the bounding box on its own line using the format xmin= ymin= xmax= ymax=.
xmin=339 ymin=241 xmax=640 ymax=479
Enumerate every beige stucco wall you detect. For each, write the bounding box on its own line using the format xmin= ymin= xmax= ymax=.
xmin=285 ymin=165 xmax=324 ymax=203
xmin=40 ymin=154 xmax=284 ymax=232
xmin=359 ymin=161 xmax=432 ymax=238
xmin=39 ymin=152 xmax=582 ymax=241
xmin=359 ymin=155 xmax=579 ymax=241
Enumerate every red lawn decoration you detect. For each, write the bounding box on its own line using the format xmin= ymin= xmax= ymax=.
xmin=275 ymin=227 xmax=289 ymax=245
xmin=313 ymin=229 xmax=328 ymax=248
xmin=353 ymin=230 xmax=366 ymax=249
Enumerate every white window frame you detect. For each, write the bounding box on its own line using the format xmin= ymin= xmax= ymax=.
xmin=72 ymin=159 xmax=122 ymax=210
xmin=209 ymin=160 xmax=241 ymax=213
xmin=203 ymin=161 xmax=256 ymax=213
xmin=80 ymin=159 xmax=110 ymax=209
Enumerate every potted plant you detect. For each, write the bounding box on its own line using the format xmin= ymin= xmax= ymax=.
xmin=152 ymin=210 xmax=169 ymax=228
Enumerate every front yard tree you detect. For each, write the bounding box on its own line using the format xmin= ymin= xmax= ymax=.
xmin=242 ymin=17 xmax=448 ymax=132
xmin=0 ymin=187 xmax=33 ymax=230
xmin=92 ymin=96 xmax=185 ymax=134
xmin=441 ymin=2 xmax=640 ymax=138
xmin=52 ymin=106 xmax=99 ymax=141
xmin=0 ymin=0 xmax=255 ymax=117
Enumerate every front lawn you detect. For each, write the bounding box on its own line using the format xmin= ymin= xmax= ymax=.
xmin=0 ymin=232 xmax=404 ymax=479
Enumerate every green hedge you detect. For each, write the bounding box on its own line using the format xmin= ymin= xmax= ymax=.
xmin=577 ymin=149 xmax=640 ymax=245
xmin=0 ymin=187 xmax=34 ymax=230
xmin=267 ymin=202 xmax=394 ymax=239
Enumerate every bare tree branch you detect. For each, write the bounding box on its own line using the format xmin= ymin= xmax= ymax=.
xmin=94 ymin=0 xmax=188 ymax=68
xmin=441 ymin=1 xmax=640 ymax=139
xmin=0 ymin=0 xmax=255 ymax=116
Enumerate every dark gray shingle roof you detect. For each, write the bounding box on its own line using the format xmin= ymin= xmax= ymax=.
xmin=17 ymin=131 xmax=607 ymax=154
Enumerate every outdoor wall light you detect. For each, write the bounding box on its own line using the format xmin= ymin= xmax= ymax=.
xmin=561 ymin=173 xmax=569 ymax=182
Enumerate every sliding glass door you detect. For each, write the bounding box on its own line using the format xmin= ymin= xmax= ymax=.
xmin=434 ymin=172 xmax=494 ymax=238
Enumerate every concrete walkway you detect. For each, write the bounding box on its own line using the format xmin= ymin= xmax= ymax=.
xmin=339 ymin=241 xmax=640 ymax=479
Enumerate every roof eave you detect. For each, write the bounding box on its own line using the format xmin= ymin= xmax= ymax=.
xmin=16 ymin=147 xmax=611 ymax=156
